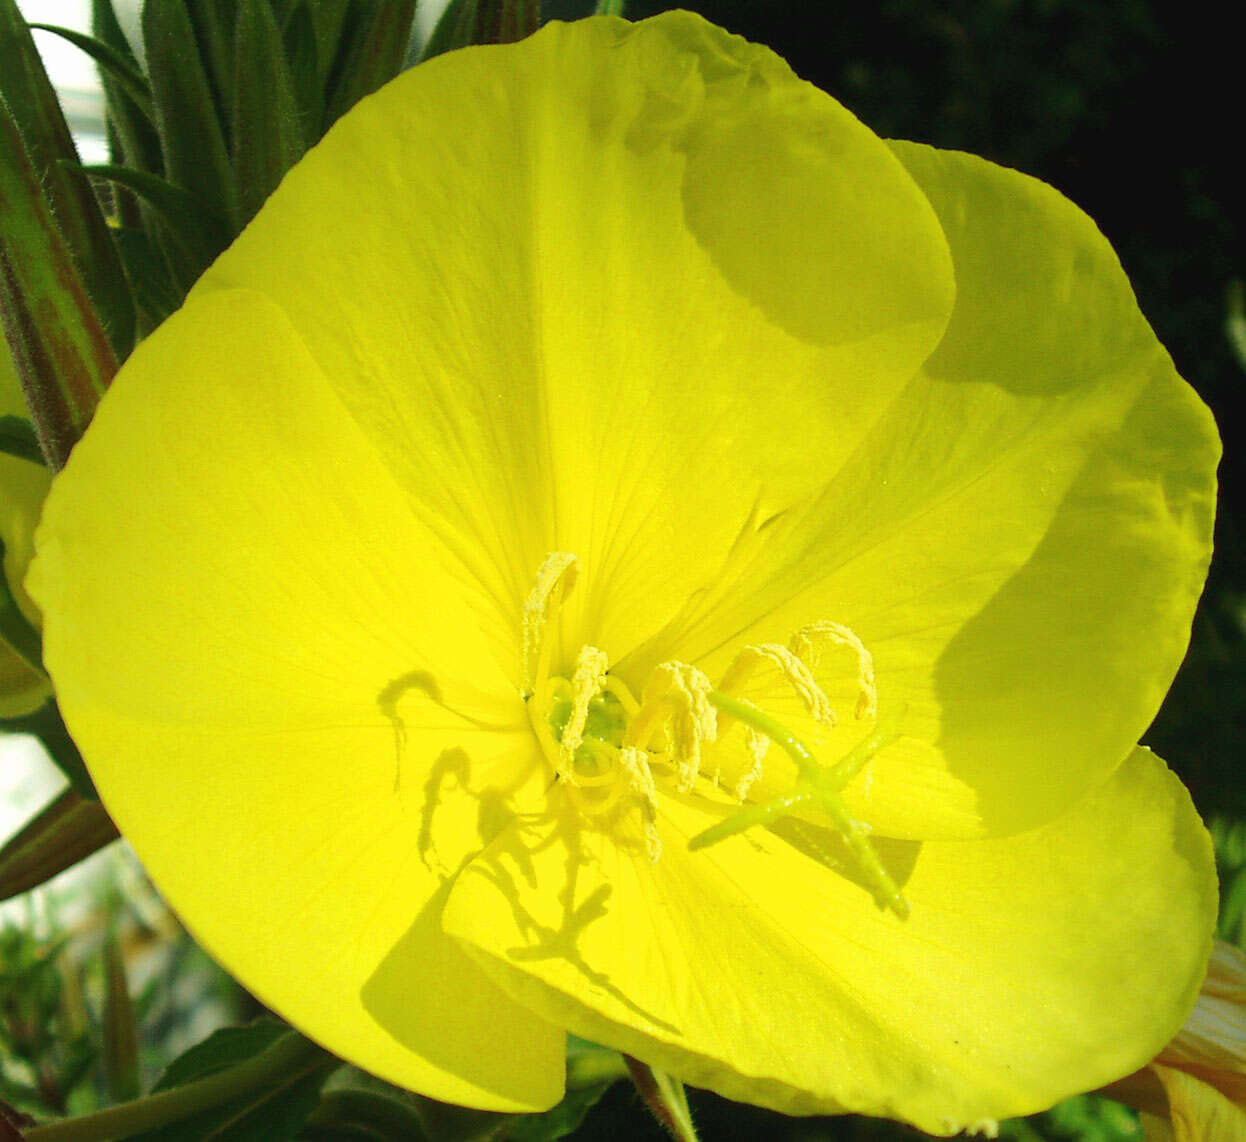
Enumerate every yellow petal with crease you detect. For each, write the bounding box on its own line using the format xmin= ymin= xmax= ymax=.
xmin=29 ymin=290 xmax=563 ymax=1111
xmin=196 ymin=11 xmax=954 ymax=678
xmin=444 ymin=748 xmax=1216 ymax=1133
xmin=623 ymin=144 xmax=1218 ymax=839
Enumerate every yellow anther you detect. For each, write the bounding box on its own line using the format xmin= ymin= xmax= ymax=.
xmin=718 ymin=643 xmax=837 ymax=728
xmin=619 ymin=746 xmax=662 ymax=862
xmin=558 ymin=645 xmax=610 ymax=781
xmin=734 ymin=728 xmax=769 ymax=799
xmin=628 ymin=662 xmax=717 ymax=793
xmin=790 ymin=620 xmax=878 ymax=721
xmin=522 ymin=551 xmax=579 ymax=698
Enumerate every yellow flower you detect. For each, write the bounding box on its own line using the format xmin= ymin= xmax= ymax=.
xmin=0 ymin=343 xmax=51 ymax=717
xmin=1108 ymin=941 xmax=1246 ymax=1140
xmin=27 ymin=12 xmax=1220 ymax=1135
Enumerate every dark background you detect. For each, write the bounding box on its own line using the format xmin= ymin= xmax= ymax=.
xmin=548 ymin=1 xmax=1243 ymax=1137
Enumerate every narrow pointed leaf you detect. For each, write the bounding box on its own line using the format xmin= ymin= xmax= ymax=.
xmin=93 ymin=0 xmax=164 ymax=180
xmin=302 ymin=0 xmax=352 ymax=88
xmin=0 ymin=104 xmax=116 ymax=468
xmin=112 ymin=227 xmax=181 ymax=335
xmin=281 ymin=3 xmax=322 ymax=148
xmin=269 ymin=0 xmax=298 ymax=28
xmin=184 ymin=0 xmax=235 ymax=145
xmin=421 ymin=0 xmax=538 ymax=60
xmin=80 ymin=163 xmax=228 ymax=284
xmin=0 ymin=0 xmax=136 ymax=357
xmin=27 ymin=24 xmax=154 ymax=124
xmin=624 ymin=1058 xmax=699 ymax=1142
xmin=102 ymin=934 xmax=141 ymax=1102
xmin=0 ymin=415 xmax=43 ymax=465
xmin=419 ymin=0 xmax=471 ymax=61
xmin=322 ymin=0 xmax=415 ymax=130
xmin=142 ymin=0 xmax=239 ymax=230
xmin=233 ymin=0 xmax=305 ymax=226
xmin=0 ymin=788 xmax=118 ymax=902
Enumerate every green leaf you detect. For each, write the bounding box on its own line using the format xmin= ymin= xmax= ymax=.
xmin=151 ymin=1019 xmax=292 ymax=1092
xmin=322 ymin=0 xmax=415 ymax=131
xmin=26 ymin=23 xmax=154 ymax=124
xmin=142 ymin=0 xmax=239 ymax=230
xmin=301 ymin=0 xmax=354 ymax=88
xmin=281 ymin=3 xmax=323 ymax=148
xmin=79 ymin=162 xmax=228 ymax=286
xmin=0 ymin=698 xmax=98 ymax=800
xmin=503 ymin=1083 xmax=614 ymax=1142
xmin=184 ymin=0 xmax=236 ymax=146
xmin=0 ymin=103 xmax=117 ymax=467
xmin=593 ymin=0 xmax=625 ymax=14
xmin=1227 ymin=279 xmax=1246 ymax=376
xmin=305 ymin=1047 xmax=626 ymax=1142
xmin=0 ymin=0 xmax=136 ymax=359
xmin=0 ymin=413 xmax=44 ymax=465
xmin=1220 ymin=861 xmax=1246 ymax=946
xmin=130 ymin=1020 xmax=331 ymax=1142
xmin=301 ymin=1068 xmax=433 ymax=1141
xmin=421 ymin=0 xmax=539 ymax=61
xmin=0 ymin=535 xmax=43 ymax=674
xmin=102 ymin=933 xmax=141 ymax=1102
xmin=0 ymin=787 xmax=118 ymax=902
xmin=112 ymin=227 xmax=181 ymax=335
xmin=24 ymin=1023 xmax=332 ymax=1142
xmin=92 ymin=0 xmax=164 ymax=184
xmin=233 ymin=0 xmax=305 ymax=226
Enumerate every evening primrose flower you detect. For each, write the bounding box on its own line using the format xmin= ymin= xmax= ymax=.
xmin=26 ymin=11 xmax=1219 ymax=1135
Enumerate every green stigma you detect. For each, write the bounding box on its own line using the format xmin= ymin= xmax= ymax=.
xmin=692 ymin=693 xmax=910 ymax=921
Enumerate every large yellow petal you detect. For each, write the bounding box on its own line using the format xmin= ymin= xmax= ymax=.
xmin=445 ymin=748 xmax=1216 ymax=1133
xmin=29 ymin=289 xmax=563 ymax=1110
xmin=622 ymin=144 xmax=1218 ymax=839
xmin=196 ymin=11 xmax=954 ymax=676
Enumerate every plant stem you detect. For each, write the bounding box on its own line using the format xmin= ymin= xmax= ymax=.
xmin=623 ymin=1056 xmax=699 ymax=1142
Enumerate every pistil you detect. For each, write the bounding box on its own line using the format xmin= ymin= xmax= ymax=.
xmin=692 ymin=692 xmax=909 ymax=919
xmin=519 ymin=552 xmax=911 ymax=918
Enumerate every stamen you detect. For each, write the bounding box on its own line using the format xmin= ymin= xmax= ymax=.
xmin=693 ymin=690 xmax=909 ymax=919
xmin=790 ymin=621 xmax=878 ymax=721
xmin=718 ymin=643 xmax=837 ymax=728
xmin=522 ymin=552 xmax=579 ymax=698
xmin=734 ymin=728 xmax=770 ymax=799
xmin=619 ymin=746 xmax=662 ymax=861
xmin=627 ymin=663 xmax=716 ymax=793
xmin=558 ymin=645 xmax=609 ymax=781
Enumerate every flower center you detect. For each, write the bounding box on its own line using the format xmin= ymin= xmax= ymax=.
xmin=522 ymin=552 xmax=910 ymax=918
